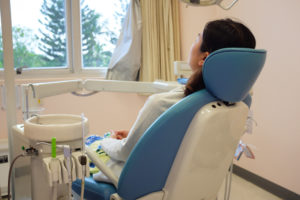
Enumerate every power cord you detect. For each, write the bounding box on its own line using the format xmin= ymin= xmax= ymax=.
xmin=7 ymin=147 xmax=38 ymax=200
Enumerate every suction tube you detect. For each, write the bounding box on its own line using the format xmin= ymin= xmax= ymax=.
xmin=80 ymin=113 xmax=86 ymax=200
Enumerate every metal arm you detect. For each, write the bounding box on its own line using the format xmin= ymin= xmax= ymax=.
xmin=21 ymin=79 xmax=180 ymax=120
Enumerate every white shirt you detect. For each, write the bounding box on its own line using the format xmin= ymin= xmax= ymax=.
xmin=100 ymin=86 xmax=185 ymax=162
xmin=93 ymin=86 xmax=184 ymax=182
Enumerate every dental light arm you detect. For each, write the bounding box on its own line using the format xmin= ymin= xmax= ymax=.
xmin=21 ymin=79 xmax=180 ymax=120
xmin=180 ymin=0 xmax=239 ymax=10
xmin=26 ymin=80 xmax=83 ymax=99
xmin=21 ymin=80 xmax=83 ymax=119
xmin=83 ymin=79 xmax=178 ymax=93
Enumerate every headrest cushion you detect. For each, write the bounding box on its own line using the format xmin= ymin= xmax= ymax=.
xmin=202 ymin=48 xmax=266 ymax=102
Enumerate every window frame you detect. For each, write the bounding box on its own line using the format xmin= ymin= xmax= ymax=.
xmin=0 ymin=0 xmax=116 ymax=79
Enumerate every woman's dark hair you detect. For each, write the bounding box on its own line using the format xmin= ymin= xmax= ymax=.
xmin=184 ymin=18 xmax=256 ymax=96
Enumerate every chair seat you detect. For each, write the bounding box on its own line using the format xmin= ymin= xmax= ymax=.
xmin=72 ymin=177 xmax=117 ymax=200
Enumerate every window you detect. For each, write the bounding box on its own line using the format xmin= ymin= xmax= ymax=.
xmin=1 ymin=0 xmax=129 ymax=76
xmin=11 ymin=0 xmax=68 ymax=69
xmin=0 ymin=15 xmax=3 ymax=69
xmin=80 ymin=0 xmax=129 ymax=68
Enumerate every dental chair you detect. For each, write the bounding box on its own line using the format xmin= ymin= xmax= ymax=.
xmin=72 ymin=48 xmax=266 ymax=200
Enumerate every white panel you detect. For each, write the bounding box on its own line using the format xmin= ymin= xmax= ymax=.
xmin=164 ymin=101 xmax=248 ymax=200
xmin=0 ymin=139 xmax=9 ymax=196
xmin=174 ymin=61 xmax=192 ymax=78
xmin=0 ymin=155 xmax=9 ymax=196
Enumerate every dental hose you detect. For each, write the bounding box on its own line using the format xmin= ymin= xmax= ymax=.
xmin=7 ymin=154 xmax=24 ymax=200
xmin=7 ymin=146 xmax=38 ymax=200
xmin=80 ymin=113 xmax=86 ymax=200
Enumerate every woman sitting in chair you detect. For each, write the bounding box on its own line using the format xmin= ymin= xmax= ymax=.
xmin=90 ymin=18 xmax=256 ymax=181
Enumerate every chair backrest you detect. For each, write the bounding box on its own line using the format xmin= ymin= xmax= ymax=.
xmin=163 ymin=100 xmax=248 ymax=200
xmin=117 ymin=48 xmax=266 ymax=200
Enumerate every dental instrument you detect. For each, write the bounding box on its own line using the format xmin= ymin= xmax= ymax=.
xmin=49 ymin=137 xmax=59 ymax=200
xmin=62 ymin=144 xmax=72 ymax=200
xmin=80 ymin=113 xmax=86 ymax=200
xmin=79 ymin=155 xmax=87 ymax=200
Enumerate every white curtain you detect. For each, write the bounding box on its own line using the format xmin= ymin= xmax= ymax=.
xmin=106 ymin=0 xmax=142 ymax=81
xmin=139 ymin=0 xmax=181 ymax=82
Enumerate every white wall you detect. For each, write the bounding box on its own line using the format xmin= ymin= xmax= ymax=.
xmin=180 ymin=0 xmax=300 ymax=194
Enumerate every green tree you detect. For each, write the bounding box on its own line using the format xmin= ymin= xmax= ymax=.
xmin=110 ymin=0 xmax=129 ymax=45
xmin=13 ymin=27 xmax=47 ymax=68
xmin=38 ymin=0 xmax=117 ymax=67
xmin=38 ymin=0 xmax=66 ymax=67
xmin=0 ymin=27 xmax=46 ymax=69
xmin=80 ymin=1 xmax=111 ymax=67
xmin=0 ymin=30 xmax=3 ymax=68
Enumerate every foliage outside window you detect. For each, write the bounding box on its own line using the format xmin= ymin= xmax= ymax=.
xmin=38 ymin=0 xmax=67 ymax=67
xmin=0 ymin=20 xmax=3 ymax=69
xmin=81 ymin=0 xmax=129 ymax=67
xmin=0 ymin=0 xmax=129 ymax=71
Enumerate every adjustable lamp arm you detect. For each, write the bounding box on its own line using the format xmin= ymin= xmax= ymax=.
xmin=180 ymin=0 xmax=239 ymax=10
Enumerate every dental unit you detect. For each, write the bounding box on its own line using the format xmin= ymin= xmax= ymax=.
xmin=10 ymin=79 xmax=182 ymax=200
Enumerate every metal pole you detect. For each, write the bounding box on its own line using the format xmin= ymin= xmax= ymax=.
xmin=0 ymin=0 xmax=17 ymax=199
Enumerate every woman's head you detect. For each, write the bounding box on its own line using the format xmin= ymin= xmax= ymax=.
xmin=188 ymin=18 xmax=256 ymax=72
xmin=185 ymin=18 xmax=256 ymax=96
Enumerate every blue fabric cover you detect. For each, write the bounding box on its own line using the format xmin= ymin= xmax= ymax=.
xmin=203 ymin=48 xmax=266 ymax=102
xmin=117 ymin=90 xmax=218 ymax=199
xmin=72 ymin=177 xmax=116 ymax=200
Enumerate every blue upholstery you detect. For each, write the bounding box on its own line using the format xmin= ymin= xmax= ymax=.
xmin=72 ymin=48 xmax=266 ymax=200
xmin=72 ymin=177 xmax=116 ymax=200
xmin=243 ymin=94 xmax=252 ymax=108
xmin=118 ymin=90 xmax=217 ymax=199
xmin=203 ymin=48 xmax=266 ymax=102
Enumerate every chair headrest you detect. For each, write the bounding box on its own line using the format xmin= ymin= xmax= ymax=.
xmin=202 ymin=48 xmax=266 ymax=102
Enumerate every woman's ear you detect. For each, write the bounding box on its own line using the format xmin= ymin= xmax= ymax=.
xmin=197 ymin=52 xmax=210 ymax=67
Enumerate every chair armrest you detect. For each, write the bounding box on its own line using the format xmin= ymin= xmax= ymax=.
xmin=85 ymin=147 xmax=119 ymax=188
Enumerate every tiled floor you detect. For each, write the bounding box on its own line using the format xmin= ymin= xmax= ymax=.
xmin=1 ymin=174 xmax=282 ymax=200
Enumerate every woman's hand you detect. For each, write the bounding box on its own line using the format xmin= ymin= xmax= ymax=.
xmin=111 ymin=130 xmax=129 ymax=140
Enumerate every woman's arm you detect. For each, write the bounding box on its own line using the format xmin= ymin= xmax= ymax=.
xmin=100 ymin=88 xmax=184 ymax=162
xmin=100 ymin=95 xmax=163 ymax=162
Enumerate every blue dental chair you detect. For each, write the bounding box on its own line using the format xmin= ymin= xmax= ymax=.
xmin=72 ymin=48 xmax=266 ymax=200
